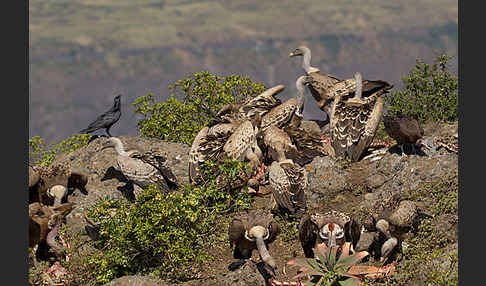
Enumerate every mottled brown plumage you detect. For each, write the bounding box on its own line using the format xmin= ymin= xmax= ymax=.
xmin=383 ymin=115 xmax=425 ymax=155
xmin=299 ymin=211 xmax=361 ymax=258
xmin=29 ymin=202 xmax=73 ymax=258
xmin=330 ymin=72 xmax=392 ymax=162
xmin=100 ymin=137 xmax=177 ymax=192
xmin=189 ymin=126 xmax=209 ymax=184
xmin=260 ymin=76 xmax=312 ymax=131
xmin=189 ymin=86 xmax=285 ymax=184
xmin=269 ymin=160 xmax=307 ymax=218
xmin=289 ymin=46 xmax=341 ymax=112
xmin=363 ymin=195 xmax=418 ymax=263
xmin=228 ymin=209 xmax=280 ymax=271
xmin=31 ymin=163 xmax=88 ymax=205
xmin=283 ymin=125 xmax=328 ymax=165
xmin=290 ymin=46 xmax=391 ymax=114
xmin=263 ymin=125 xmax=298 ymax=162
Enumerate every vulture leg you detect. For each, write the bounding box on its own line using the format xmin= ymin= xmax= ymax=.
xmin=106 ymin=126 xmax=112 ymax=137
xmin=229 ymin=247 xmax=251 ymax=270
xmin=400 ymin=144 xmax=407 ymax=156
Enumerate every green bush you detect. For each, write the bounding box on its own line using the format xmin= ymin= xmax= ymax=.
xmin=133 ymin=71 xmax=266 ymax=145
xmin=85 ymin=158 xmax=252 ymax=284
xmin=29 ymin=134 xmax=91 ymax=166
xmin=385 ymin=53 xmax=458 ymax=123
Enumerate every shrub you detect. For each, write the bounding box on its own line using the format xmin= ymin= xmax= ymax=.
xmin=133 ymin=71 xmax=266 ymax=145
xmin=385 ymin=53 xmax=458 ymax=123
xmin=29 ymin=134 xmax=91 ymax=166
xmin=85 ymin=158 xmax=252 ymax=284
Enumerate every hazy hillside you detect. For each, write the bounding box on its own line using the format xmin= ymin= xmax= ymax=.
xmin=29 ymin=0 xmax=458 ymax=143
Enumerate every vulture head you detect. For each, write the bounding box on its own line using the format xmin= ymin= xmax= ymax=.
xmin=289 ymin=46 xmax=311 ymax=58
xmin=300 ymin=211 xmax=361 ymax=258
xmin=311 ymin=214 xmax=346 ymax=248
xmin=229 ymin=210 xmax=280 ymax=272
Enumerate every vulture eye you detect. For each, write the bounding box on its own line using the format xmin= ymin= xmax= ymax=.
xmin=318 ymin=229 xmax=329 ymax=240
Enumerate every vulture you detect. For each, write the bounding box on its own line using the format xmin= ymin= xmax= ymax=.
xmin=268 ymin=159 xmax=308 ymax=219
xmin=363 ymin=200 xmax=418 ymax=264
xmin=383 ymin=114 xmax=429 ymax=155
xmin=283 ymin=125 xmax=329 ymax=165
xmin=263 ymin=125 xmax=298 ymax=163
xmin=330 ymin=72 xmax=393 ymax=162
xmin=223 ymin=116 xmax=263 ymax=171
xmin=30 ymin=163 xmax=88 ymax=205
xmin=289 ymin=46 xmax=341 ymax=113
xmin=80 ymin=94 xmax=122 ymax=137
xmin=298 ymin=211 xmax=361 ymax=258
xmin=228 ymin=210 xmax=280 ymax=272
xmin=29 ymin=202 xmax=73 ymax=260
xmin=260 ymin=76 xmax=313 ymax=131
xmin=290 ymin=46 xmax=391 ymax=114
xmin=100 ymin=137 xmax=178 ymax=192
xmin=189 ymin=85 xmax=286 ymax=184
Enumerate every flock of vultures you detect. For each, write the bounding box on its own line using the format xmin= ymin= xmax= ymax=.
xmin=28 ymin=46 xmax=443 ymax=285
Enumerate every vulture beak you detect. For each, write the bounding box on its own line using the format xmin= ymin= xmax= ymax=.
xmin=99 ymin=142 xmax=113 ymax=152
xmin=416 ymin=139 xmax=431 ymax=150
xmin=327 ymin=222 xmax=337 ymax=248
xmin=289 ymin=50 xmax=301 ymax=57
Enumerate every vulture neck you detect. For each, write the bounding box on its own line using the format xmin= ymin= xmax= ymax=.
xmin=354 ymin=72 xmax=362 ymax=100
xmin=295 ymin=77 xmax=306 ymax=113
xmin=255 ymin=236 xmax=274 ymax=266
xmin=112 ymin=139 xmax=130 ymax=157
xmin=301 ymin=49 xmax=320 ymax=74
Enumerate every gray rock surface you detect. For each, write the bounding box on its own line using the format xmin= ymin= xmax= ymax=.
xmin=103 ymin=275 xmax=172 ymax=286
xmin=210 ymin=261 xmax=267 ymax=286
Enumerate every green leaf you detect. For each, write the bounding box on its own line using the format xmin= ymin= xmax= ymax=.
xmin=338 ymin=277 xmax=360 ymax=286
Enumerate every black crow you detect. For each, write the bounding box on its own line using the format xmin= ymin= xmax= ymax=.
xmin=80 ymin=94 xmax=121 ymax=137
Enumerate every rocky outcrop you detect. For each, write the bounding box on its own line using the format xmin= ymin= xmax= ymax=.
xmin=50 ymin=135 xmax=191 ymax=232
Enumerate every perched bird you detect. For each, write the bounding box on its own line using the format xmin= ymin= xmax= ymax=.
xmin=268 ymin=159 xmax=308 ymax=219
xmin=289 ymin=46 xmax=341 ymax=113
xmin=29 ymin=202 xmax=73 ymax=260
xmin=329 ymin=72 xmax=392 ymax=161
xmin=30 ymin=162 xmax=88 ymax=205
xmin=299 ymin=211 xmax=361 ymax=258
xmin=383 ymin=114 xmax=429 ymax=155
xmin=290 ymin=46 xmax=392 ymax=123
xmin=80 ymin=94 xmax=122 ymax=137
xmin=263 ymin=125 xmax=298 ymax=163
xmin=260 ymin=76 xmax=313 ymax=131
xmin=362 ymin=196 xmax=418 ymax=264
xmin=189 ymin=85 xmax=285 ymax=184
xmin=228 ymin=210 xmax=280 ymax=273
xmin=100 ymin=137 xmax=178 ymax=192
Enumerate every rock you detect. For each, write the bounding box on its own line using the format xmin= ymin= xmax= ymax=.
xmin=366 ymin=173 xmax=385 ymax=189
xmin=103 ymin=275 xmax=172 ymax=286
xmin=211 ymin=261 xmax=267 ymax=286
xmin=306 ymin=156 xmax=348 ymax=207
xmin=50 ymin=136 xmax=191 ymax=232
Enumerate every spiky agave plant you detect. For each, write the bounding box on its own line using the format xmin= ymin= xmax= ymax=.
xmin=287 ymin=242 xmax=369 ymax=286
